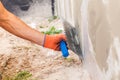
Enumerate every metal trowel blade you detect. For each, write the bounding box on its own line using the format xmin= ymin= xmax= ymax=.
xmin=63 ymin=20 xmax=83 ymax=59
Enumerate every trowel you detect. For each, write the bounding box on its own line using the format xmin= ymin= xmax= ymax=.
xmin=60 ymin=20 xmax=83 ymax=60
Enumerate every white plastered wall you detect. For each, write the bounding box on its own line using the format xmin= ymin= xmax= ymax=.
xmin=56 ymin=0 xmax=120 ymax=79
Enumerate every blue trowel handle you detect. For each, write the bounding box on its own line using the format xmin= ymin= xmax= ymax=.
xmin=60 ymin=40 xmax=69 ymax=58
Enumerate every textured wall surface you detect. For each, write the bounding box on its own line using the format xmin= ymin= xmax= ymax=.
xmin=56 ymin=0 xmax=120 ymax=80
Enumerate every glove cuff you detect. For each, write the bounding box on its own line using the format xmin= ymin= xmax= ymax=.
xmin=42 ymin=34 xmax=46 ymax=47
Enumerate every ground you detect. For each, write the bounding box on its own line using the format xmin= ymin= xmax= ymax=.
xmin=0 ymin=19 xmax=91 ymax=80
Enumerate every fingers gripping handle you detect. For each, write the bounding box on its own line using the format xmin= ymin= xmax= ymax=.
xmin=60 ymin=40 xmax=69 ymax=58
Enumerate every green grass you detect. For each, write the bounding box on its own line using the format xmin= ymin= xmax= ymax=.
xmin=42 ymin=26 xmax=62 ymax=35
xmin=48 ymin=16 xmax=58 ymax=22
xmin=64 ymin=58 xmax=74 ymax=62
xmin=3 ymin=71 xmax=35 ymax=80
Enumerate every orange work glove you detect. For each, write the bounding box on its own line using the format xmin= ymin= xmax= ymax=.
xmin=43 ymin=34 xmax=66 ymax=51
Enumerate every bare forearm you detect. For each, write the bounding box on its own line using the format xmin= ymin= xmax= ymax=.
xmin=0 ymin=2 xmax=67 ymax=51
xmin=0 ymin=10 xmax=44 ymax=45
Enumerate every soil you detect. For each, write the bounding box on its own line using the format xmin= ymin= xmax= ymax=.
xmin=0 ymin=19 xmax=91 ymax=80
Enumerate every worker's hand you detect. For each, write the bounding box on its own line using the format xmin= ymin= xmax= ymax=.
xmin=43 ymin=34 xmax=66 ymax=51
